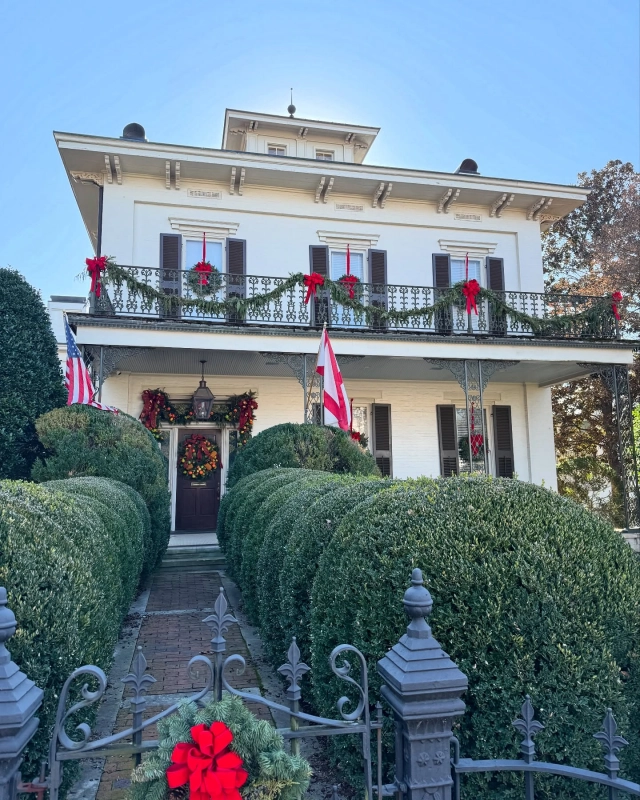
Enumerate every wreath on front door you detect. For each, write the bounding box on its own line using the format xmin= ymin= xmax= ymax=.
xmin=179 ymin=434 xmax=221 ymax=480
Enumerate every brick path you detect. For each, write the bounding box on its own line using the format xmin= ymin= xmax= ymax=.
xmin=95 ymin=568 xmax=269 ymax=800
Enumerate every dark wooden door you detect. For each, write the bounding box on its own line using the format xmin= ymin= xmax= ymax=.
xmin=175 ymin=429 xmax=221 ymax=531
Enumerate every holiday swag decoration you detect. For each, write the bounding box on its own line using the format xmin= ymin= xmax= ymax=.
xmin=86 ymin=255 xmax=108 ymax=298
xmin=179 ymin=434 xmax=220 ymax=480
xmin=139 ymin=389 xmax=258 ymax=445
xmin=128 ymin=695 xmax=311 ymax=800
xmin=94 ymin=258 xmax=623 ymax=337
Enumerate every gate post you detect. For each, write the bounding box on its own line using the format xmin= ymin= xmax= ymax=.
xmin=377 ymin=569 xmax=467 ymax=800
xmin=0 ymin=588 xmax=43 ymax=800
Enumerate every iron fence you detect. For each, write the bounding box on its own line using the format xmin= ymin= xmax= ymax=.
xmin=94 ymin=266 xmax=619 ymax=340
xmin=2 ymin=570 xmax=640 ymax=800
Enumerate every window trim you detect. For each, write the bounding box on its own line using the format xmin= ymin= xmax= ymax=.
xmin=315 ymin=149 xmax=335 ymax=161
xmin=267 ymin=143 xmax=287 ymax=157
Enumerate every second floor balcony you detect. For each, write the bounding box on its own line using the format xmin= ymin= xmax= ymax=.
xmin=93 ymin=265 xmax=623 ymax=342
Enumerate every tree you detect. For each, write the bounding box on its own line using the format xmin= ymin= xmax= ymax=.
xmin=543 ymin=162 xmax=639 ymax=526
xmin=0 ymin=269 xmax=66 ymax=478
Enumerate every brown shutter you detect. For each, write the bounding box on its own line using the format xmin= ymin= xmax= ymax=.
xmin=369 ymin=249 xmax=388 ymax=330
xmin=372 ymin=404 xmax=392 ymax=476
xmin=309 ymin=245 xmax=329 ymax=327
xmin=437 ymin=405 xmax=459 ymax=477
xmin=226 ymin=238 xmax=246 ymax=323
xmin=486 ymin=257 xmax=506 ymax=336
xmin=432 ymin=253 xmax=452 ymax=334
xmin=160 ymin=233 xmax=182 ymax=318
xmin=493 ymin=406 xmax=514 ymax=478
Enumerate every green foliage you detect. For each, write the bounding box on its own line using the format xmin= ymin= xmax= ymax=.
xmin=0 ymin=269 xmax=66 ymax=479
xmin=226 ymin=423 xmax=378 ymax=489
xmin=0 ymin=477 xmax=147 ymax=779
xmin=128 ymin=695 xmax=311 ymax=800
xmin=310 ymin=477 xmax=640 ymax=798
xmin=278 ymin=479 xmax=390 ymax=659
xmin=32 ymin=404 xmax=170 ymax=569
xmin=217 ymin=468 xmax=280 ymax=550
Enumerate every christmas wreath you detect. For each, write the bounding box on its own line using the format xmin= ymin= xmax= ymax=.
xmin=128 ymin=695 xmax=311 ymax=800
xmin=179 ymin=434 xmax=220 ymax=479
xmin=337 ymin=273 xmax=360 ymax=299
xmin=187 ymin=262 xmax=224 ymax=297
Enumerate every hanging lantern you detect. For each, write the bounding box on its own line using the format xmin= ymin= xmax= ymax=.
xmin=192 ymin=360 xmax=214 ymax=420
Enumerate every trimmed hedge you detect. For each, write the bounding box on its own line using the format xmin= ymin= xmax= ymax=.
xmin=32 ymin=404 xmax=170 ymax=567
xmin=310 ymin=477 xmax=640 ymax=796
xmin=0 ymin=477 xmax=148 ymax=779
xmin=226 ymin=423 xmax=379 ymax=488
xmin=0 ymin=269 xmax=66 ymax=479
xmin=278 ymin=478 xmax=391 ymax=659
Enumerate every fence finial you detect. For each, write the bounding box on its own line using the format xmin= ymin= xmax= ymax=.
xmin=403 ymin=567 xmax=433 ymax=639
xmin=0 ymin=587 xmax=44 ymax=800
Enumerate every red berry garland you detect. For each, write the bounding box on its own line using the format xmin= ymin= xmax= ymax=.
xmin=179 ymin=434 xmax=220 ymax=480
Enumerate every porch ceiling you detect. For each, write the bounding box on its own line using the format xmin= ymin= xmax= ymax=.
xmin=106 ymin=347 xmax=598 ymax=387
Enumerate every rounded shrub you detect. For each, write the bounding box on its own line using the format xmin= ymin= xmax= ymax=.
xmin=309 ymin=478 xmax=640 ymax=796
xmin=278 ymin=478 xmax=391 ymax=659
xmin=226 ymin=423 xmax=379 ymax=488
xmin=33 ymin=404 xmax=170 ymax=566
xmin=225 ymin=469 xmax=313 ymax=580
xmin=0 ymin=269 xmax=66 ymax=479
xmin=256 ymin=473 xmax=348 ymax=666
xmin=0 ymin=477 xmax=147 ymax=778
xmin=217 ymin=468 xmax=279 ymax=549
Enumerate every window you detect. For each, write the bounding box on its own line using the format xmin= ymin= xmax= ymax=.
xmin=316 ymin=150 xmax=334 ymax=161
xmin=351 ymin=405 xmax=369 ymax=446
xmin=267 ymin=145 xmax=286 ymax=156
xmin=330 ymin=250 xmax=364 ymax=280
xmin=451 ymin=257 xmax=482 ymax=330
xmin=456 ymin=407 xmax=488 ymax=474
xmin=185 ymin=239 xmax=223 ymax=272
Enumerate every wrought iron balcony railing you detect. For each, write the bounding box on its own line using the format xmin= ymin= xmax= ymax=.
xmin=94 ymin=266 xmax=620 ymax=340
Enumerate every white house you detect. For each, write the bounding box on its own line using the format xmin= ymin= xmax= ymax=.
xmin=50 ymin=106 xmax=638 ymax=533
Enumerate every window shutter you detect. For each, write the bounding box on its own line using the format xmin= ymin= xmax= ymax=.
xmin=226 ymin=238 xmax=246 ymax=322
xmin=437 ymin=405 xmax=459 ymax=477
xmin=372 ymin=404 xmax=392 ymax=476
xmin=160 ymin=233 xmax=182 ymax=318
xmin=309 ymin=245 xmax=329 ymax=326
xmin=486 ymin=257 xmax=506 ymax=336
xmin=432 ymin=253 xmax=452 ymax=334
xmin=369 ymin=249 xmax=388 ymax=329
xmin=493 ymin=406 xmax=514 ymax=478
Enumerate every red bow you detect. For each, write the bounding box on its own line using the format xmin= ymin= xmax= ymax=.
xmin=340 ymin=274 xmax=359 ymax=299
xmin=140 ymin=389 xmax=167 ymax=430
xmin=237 ymin=397 xmax=258 ymax=431
xmin=462 ymin=279 xmax=481 ymax=315
xmin=304 ymin=272 xmax=325 ymax=304
xmin=86 ymin=256 xmax=107 ymax=298
xmin=194 ymin=261 xmax=213 ymax=286
xmin=611 ymin=291 xmax=623 ymax=322
xmin=167 ymin=722 xmax=248 ymax=800
xmin=350 ymin=431 xmax=361 ymax=442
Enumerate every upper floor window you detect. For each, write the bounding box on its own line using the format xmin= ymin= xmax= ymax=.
xmin=316 ymin=150 xmax=335 ymax=161
xmin=330 ymin=250 xmax=364 ymax=280
xmin=185 ymin=239 xmax=223 ymax=271
xmin=451 ymin=257 xmax=481 ymax=284
xmin=267 ymin=144 xmax=286 ymax=156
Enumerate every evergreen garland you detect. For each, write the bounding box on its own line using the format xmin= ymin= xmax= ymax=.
xmin=101 ymin=260 xmax=618 ymax=338
xmin=128 ymin=696 xmax=311 ymax=800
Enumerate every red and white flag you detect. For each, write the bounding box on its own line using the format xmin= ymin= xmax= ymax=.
xmin=315 ymin=328 xmax=351 ymax=431
xmin=64 ymin=314 xmax=117 ymax=412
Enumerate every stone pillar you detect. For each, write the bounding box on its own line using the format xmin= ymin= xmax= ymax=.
xmin=377 ymin=569 xmax=468 ymax=800
xmin=0 ymin=588 xmax=43 ymax=800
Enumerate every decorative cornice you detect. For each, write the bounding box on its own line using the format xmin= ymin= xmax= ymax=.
xmin=317 ymin=230 xmax=380 ymax=248
xmin=71 ymin=171 xmax=104 ymax=186
xmin=438 ymin=239 xmax=498 ymax=256
xmin=437 ymin=187 xmax=460 ymax=214
xmin=168 ymin=217 xmax=240 ymax=237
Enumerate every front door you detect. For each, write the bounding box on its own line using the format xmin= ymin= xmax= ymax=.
xmin=175 ymin=428 xmax=221 ymax=531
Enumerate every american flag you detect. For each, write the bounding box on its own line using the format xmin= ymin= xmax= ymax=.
xmin=64 ymin=314 xmax=117 ymax=412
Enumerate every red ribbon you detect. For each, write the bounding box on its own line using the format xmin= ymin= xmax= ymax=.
xmin=340 ymin=274 xmax=359 ymax=299
xmin=304 ymin=272 xmax=325 ymax=304
xmin=237 ymin=397 xmax=258 ymax=431
xmin=167 ymin=722 xmax=248 ymax=800
xmin=140 ymin=389 xmax=167 ymax=430
xmin=194 ymin=261 xmax=213 ymax=286
xmin=350 ymin=431 xmax=361 ymax=443
xmin=462 ymin=279 xmax=481 ymax=315
xmin=86 ymin=256 xmax=107 ymax=298
xmin=611 ymin=291 xmax=623 ymax=322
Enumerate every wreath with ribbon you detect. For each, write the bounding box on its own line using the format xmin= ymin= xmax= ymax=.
xmin=179 ymin=434 xmax=220 ymax=479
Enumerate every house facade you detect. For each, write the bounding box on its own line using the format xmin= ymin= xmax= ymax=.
xmin=51 ymin=107 xmax=639 ymax=534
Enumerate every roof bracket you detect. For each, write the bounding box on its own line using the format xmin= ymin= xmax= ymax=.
xmin=533 ymin=198 xmax=552 ymax=221
xmin=322 ymin=176 xmax=334 ymax=204
xmin=229 ymin=167 xmax=237 ymax=195
xmin=379 ymin=182 xmax=393 ymax=208
xmin=237 ymin=167 xmax=246 ymax=196
xmin=438 ymin=187 xmax=459 ymax=213
xmin=314 ymin=176 xmax=326 ymax=203
xmin=490 ymin=192 xmax=514 ymax=218
xmin=174 ymin=161 xmax=180 ymax=190
xmin=527 ymin=197 xmax=547 ymax=220
xmin=104 ymin=154 xmax=113 ymax=184
xmin=372 ymin=182 xmax=385 ymax=208
xmin=113 ymin=155 xmax=122 ymax=185
xmin=165 ymin=161 xmax=171 ymax=190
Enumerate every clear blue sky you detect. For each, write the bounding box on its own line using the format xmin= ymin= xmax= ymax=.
xmin=0 ymin=0 xmax=637 ymax=302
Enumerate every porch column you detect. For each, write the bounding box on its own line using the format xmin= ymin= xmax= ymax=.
xmin=425 ymin=359 xmax=518 ymax=474
xmin=590 ymin=365 xmax=640 ymax=532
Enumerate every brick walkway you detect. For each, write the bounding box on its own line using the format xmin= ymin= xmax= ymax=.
xmin=95 ymin=568 xmax=269 ymax=800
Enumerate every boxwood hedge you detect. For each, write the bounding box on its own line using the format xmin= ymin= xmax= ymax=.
xmin=309 ymin=477 xmax=640 ymax=797
xmin=32 ymin=405 xmax=170 ymax=567
xmin=0 ymin=477 xmax=147 ymax=779
xmin=226 ymin=423 xmax=379 ymax=488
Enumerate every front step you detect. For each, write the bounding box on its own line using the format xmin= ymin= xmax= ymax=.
xmin=161 ymin=544 xmax=226 ymax=571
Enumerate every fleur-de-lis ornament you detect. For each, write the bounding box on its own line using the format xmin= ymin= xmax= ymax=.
xmin=594 ymin=708 xmax=628 ymax=778
xmin=512 ymin=696 xmax=544 ymax=762
xmin=203 ymin=588 xmax=237 ymax=653
xmin=122 ymin=647 xmax=156 ymax=709
xmin=278 ymin=637 xmax=310 ymax=701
